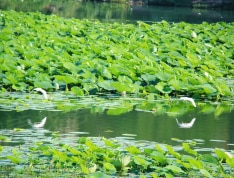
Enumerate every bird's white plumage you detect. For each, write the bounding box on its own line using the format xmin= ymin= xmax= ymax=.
xmin=33 ymin=88 xmax=48 ymax=100
xmin=180 ymin=97 xmax=196 ymax=107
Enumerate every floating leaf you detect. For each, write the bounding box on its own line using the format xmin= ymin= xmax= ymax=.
xmin=98 ymin=81 xmax=115 ymax=91
xmin=71 ymin=86 xmax=84 ymax=96
xmin=155 ymin=72 xmax=172 ymax=82
xmin=202 ymin=84 xmax=217 ymax=95
xmin=107 ymin=106 xmax=133 ymax=115
xmin=104 ymin=162 xmax=116 ymax=173
xmin=111 ymin=82 xmax=133 ymax=92
xmin=155 ymin=82 xmax=173 ymax=94
xmin=88 ymin=172 xmax=109 ymax=178
xmin=166 ymin=165 xmax=184 ymax=174
xmin=126 ymin=146 xmax=141 ymax=154
xmin=6 ymin=155 xmax=24 ymax=164
xmin=183 ymin=142 xmax=197 ymax=156
xmin=200 ymin=169 xmax=212 ymax=178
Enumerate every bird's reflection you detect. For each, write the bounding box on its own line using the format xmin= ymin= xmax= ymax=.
xmin=28 ymin=117 xmax=47 ymax=129
xmin=176 ymin=118 xmax=196 ymax=128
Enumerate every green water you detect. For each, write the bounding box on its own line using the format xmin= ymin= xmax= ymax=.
xmin=0 ymin=0 xmax=234 ymax=23
xmin=1 ymin=100 xmax=234 ymax=151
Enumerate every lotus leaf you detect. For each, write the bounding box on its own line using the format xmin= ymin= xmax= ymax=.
xmin=0 ymin=10 xmax=233 ymax=100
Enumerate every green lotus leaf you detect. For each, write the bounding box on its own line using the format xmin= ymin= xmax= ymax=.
xmin=98 ymin=81 xmax=115 ymax=91
xmin=151 ymin=151 xmax=167 ymax=165
xmin=141 ymin=74 xmax=157 ymax=84
xmin=63 ymin=62 xmax=79 ymax=74
xmin=71 ymin=86 xmax=84 ymax=96
xmin=133 ymin=155 xmax=150 ymax=167
xmin=12 ymin=82 xmax=28 ymax=91
xmin=155 ymin=72 xmax=172 ymax=82
xmin=200 ymin=169 xmax=212 ymax=178
xmin=104 ymin=162 xmax=116 ymax=173
xmin=166 ymin=165 xmax=185 ymax=174
xmin=201 ymin=154 xmax=218 ymax=164
xmin=186 ymin=52 xmax=200 ymax=67
xmin=168 ymin=79 xmax=181 ymax=90
xmin=5 ymin=73 xmax=18 ymax=84
xmin=55 ymin=75 xmax=78 ymax=84
xmin=215 ymin=81 xmax=232 ymax=96
xmin=100 ymin=67 xmax=112 ymax=79
xmin=34 ymin=81 xmax=53 ymax=89
xmin=0 ymin=31 xmax=12 ymax=41
xmin=155 ymin=82 xmax=173 ymax=94
xmin=111 ymin=82 xmax=133 ymax=92
xmin=135 ymin=102 xmax=157 ymax=111
xmin=107 ymin=105 xmax=133 ymax=115
xmin=202 ymin=84 xmax=217 ymax=95
xmin=88 ymin=172 xmax=109 ymax=178
xmin=118 ymin=75 xmax=133 ymax=84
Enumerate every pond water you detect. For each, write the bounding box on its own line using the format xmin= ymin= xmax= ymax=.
xmin=1 ymin=0 xmax=234 ymax=23
xmin=0 ymin=94 xmax=234 ymax=152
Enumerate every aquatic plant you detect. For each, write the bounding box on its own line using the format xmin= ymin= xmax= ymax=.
xmin=0 ymin=10 xmax=233 ymax=101
xmin=0 ymin=136 xmax=233 ymax=177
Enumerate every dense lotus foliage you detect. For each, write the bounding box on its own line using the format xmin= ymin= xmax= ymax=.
xmin=0 ymin=10 xmax=233 ymax=100
xmin=0 ymin=135 xmax=233 ymax=177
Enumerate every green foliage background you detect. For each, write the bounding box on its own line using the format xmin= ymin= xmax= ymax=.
xmin=0 ymin=10 xmax=233 ymax=99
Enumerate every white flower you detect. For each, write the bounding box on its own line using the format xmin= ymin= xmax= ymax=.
xmin=191 ymin=31 xmax=197 ymax=38
xmin=204 ymin=72 xmax=212 ymax=81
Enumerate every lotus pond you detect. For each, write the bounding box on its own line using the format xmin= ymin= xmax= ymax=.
xmin=0 ymin=10 xmax=234 ymax=177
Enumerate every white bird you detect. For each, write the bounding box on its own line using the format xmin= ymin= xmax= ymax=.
xmin=176 ymin=118 xmax=196 ymax=128
xmin=33 ymin=88 xmax=48 ymax=100
xmin=28 ymin=117 xmax=47 ymax=128
xmin=179 ymin=97 xmax=196 ymax=107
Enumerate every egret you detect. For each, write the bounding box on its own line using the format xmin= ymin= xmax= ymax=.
xmin=176 ymin=118 xmax=196 ymax=128
xmin=28 ymin=117 xmax=47 ymax=128
xmin=33 ymin=88 xmax=48 ymax=100
xmin=179 ymin=97 xmax=196 ymax=107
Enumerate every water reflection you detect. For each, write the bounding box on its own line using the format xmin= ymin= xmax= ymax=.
xmin=175 ymin=118 xmax=196 ymax=128
xmin=28 ymin=116 xmax=47 ymax=128
xmin=0 ymin=103 xmax=234 ymax=150
xmin=0 ymin=1 xmax=234 ymax=23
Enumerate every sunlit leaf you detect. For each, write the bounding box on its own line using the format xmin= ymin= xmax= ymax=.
xmin=126 ymin=146 xmax=141 ymax=154
xmin=202 ymin=84 xmax=217 ymax=95
xmin=98 ymin=81 xmax=115 ymax=91
xmin=166 ymin=165 xmax=184 ymax=174
xmin=200 ymin=169 xmax=212 ymax=178
xmin=71 ymin=86 xmax=84 ymax=96
xmin=107 ymin=106 xmax=133 ymax=115
xmin=183 ymin=142 xmax=197 ymax=156
xmin=104 ymin=162 xmax=116 ymax=173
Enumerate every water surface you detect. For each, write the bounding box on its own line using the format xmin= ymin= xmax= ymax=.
xmin=1 ymin=100 xmax=234 ymax=151
xmin=0 ymin=0 xmax=234 ymax=23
